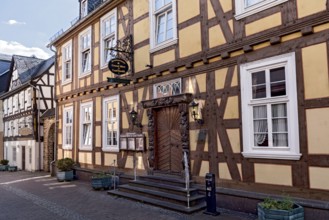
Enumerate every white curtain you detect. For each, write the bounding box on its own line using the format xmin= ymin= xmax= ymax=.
xmin=272 ymin=104 xmax=288 ymax=146
xmin=253 ymin=105 xmax=268 ymax=146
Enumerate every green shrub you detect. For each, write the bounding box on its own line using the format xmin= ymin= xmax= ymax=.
xmin=0 ymin=159 xmax=9 ymax=165
xmin=56 ymin=158 xmax=75 ymax=171
xmin=92 ymin=172 xmax=112 ymax=179
xmin=260 ymin=197 xmax=294 ymax=211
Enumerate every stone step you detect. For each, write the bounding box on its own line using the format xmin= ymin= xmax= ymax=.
xmin=108 ymin=190 xmax=206 ymax=214
xmin=129 ymin=180 xmax=199 ymax=196
xmin=118 ymin=184 xmax=205 ymax=206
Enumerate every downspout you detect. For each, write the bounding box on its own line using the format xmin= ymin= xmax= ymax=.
xmin=28 ymin=83 xmax=41 ymax=171
xmin=49 ymin=45 xmax=57 ymax=176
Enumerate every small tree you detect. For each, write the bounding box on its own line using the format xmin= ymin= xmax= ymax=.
xmin=0 ymin=159 xmax=9 ymax=165
xmin=56 ymin=158 xmax=74 ymax=171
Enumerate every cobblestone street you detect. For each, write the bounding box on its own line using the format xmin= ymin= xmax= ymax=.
xmin=0 ymin=171 xmax=256 ymax=220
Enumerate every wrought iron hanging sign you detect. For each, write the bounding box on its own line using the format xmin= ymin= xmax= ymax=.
xmin=108 ymin=58 xmax=129 ymax=75
xmin=107 ymin=35 xmax=134 ymax=84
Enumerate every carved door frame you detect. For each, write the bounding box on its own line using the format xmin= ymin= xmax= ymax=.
xmin=141 ymin=93 xmax=192 ymax=174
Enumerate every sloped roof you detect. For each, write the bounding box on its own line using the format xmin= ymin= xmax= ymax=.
xmin=13 ymin=55 xmax=44 ymax=76
xmin=19 ymin=56 xmax=55 ymax=84
xmin=0 ymin=54 xmax=12 ymax=93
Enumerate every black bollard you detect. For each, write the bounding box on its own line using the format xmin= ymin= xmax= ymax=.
xmin=204 ymin=173 xmax=219 ymax=216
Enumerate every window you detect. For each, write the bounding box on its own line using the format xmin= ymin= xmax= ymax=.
xmin=19 ymin=92 xmax=24 ymax=109
xmin=79 ymin=27 xmax=92 ymax=76
xmin=153 ymin=78 xmax=181 ymax=98
xmin=240 ymin=52 xmax=300 ymax=160
xmin=235 ymin=0 xmax=288 ymax=20
xmin=102 ymin=95 xmax=120 ymax=152
xmin=29 ymin=148 xmax=32 ymax=164
xmin=63 ymin=106 xmax=73 ymax=149
xmin=4 ymin=122 xmax=8 ymax=137
xmin=10 ymin=121 xmax=13 ymax=137
xmin=81 ymin=0 xmax=88 ymax=18
xmin=62 ymin=40 xmax=72 ymax=84
xmin=100 ymin=9 xmax=117 ymax=67
xmin=80 ymin=102 xmax=93 ymax=150
xmin=149 ymin=0 xmax=177 ymax=52
xmin=27 ymin=88 xmax=32 ymax=107
xmin=8 ymin=97 xmax=12 ymax=114
xmin=4 ymin=99 xmax=7 ymax=115
xmin=13 ymin=147 xmax=16 ymax=162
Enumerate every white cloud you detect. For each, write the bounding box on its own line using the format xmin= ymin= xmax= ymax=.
xmin=3 ymin=19 xmax=26 ymax=25
xmin=0 ymin=40 xmax=50 ymax=59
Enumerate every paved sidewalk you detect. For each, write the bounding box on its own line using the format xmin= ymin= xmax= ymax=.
xmin=0 ymin=171 xmax=257 ymax=220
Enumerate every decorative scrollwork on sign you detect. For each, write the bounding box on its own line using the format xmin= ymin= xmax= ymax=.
xmin=109 ymin=35 xmax=133 ymax=62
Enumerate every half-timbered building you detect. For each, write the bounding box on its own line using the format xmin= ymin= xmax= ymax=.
xmin=0 ymin=53 xmax=12 ymax=160
xmin=1 ymin=55 xmax=55 ymax=171
xmin=49 ymin=0 xmax=329 ymax=217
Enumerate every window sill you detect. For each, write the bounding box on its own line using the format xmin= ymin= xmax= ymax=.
xmin=150 ymin=38 xmax=178 ymax=54
xmin=79 ymin=146 xmax=92 ymax=151
xmin=102 ymin=147 xmax=119 ymax=153
xmin=242 ymin=151 xmax=301 ymax=160
xmin=62 ymin=79 xmax=72 ymax=86
xmin=78 ymin=71 xmax=91 ymax=79
xmin=235 ymin=0 xmax=288 ymax=20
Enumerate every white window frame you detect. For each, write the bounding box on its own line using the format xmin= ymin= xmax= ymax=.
xmin=63 ymin=106 xmax=73 ymax=150
xmin=240 ymin=52 xmax=300 ymax=160
xmin=235 ymin=0 xmax=288 ymax=20
xmin=19 ymin=91 xmax=24 ymax=110
xmin=100 ymin=8 xmax=117 ymax=68
xmin=79 ymin=101 xmax=93 ymax=150
xmin=61 ymin=40 xmax=73 ymax=85
xmin=4 ymin=99 xmax=7 ymax=115
xmin=13 ymin=147 xmax=17 ymax=162
xmin=153 ymin=78 xmax=182 ymax=98
xmin=26 ymin=88 xmax=32 ymax=107
xmin=102 ymin=95 xmax=120 ymax=152
xmin=149 ymin=0 xmax=178 ymax=53
xmin=81 ymin=0 xmax=88 ymax=18
xmin=78 ymin=27 xmax=92 ymax=77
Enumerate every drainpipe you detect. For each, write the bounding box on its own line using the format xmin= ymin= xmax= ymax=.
xmin=49 ymin=45 xmax=57 ymax=176
xmin=28 ymin=83 xmax=41 ymax=171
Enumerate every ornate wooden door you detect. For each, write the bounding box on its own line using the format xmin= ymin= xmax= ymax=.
xmin=155 ymin=106 xmax=183 ymax=174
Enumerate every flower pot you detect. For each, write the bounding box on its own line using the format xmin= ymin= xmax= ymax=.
xmin=91 ymin=176 xmax=112 ymax=190
xmin=57 ymin=170 xmax=74 ymax=182
xmin=0 ymin=165 xmax=9 ymax=171
xmin=8 ymin=166 xmax=17 ymax=172
xmin=257 ymin=203 xmax=304 ymax=220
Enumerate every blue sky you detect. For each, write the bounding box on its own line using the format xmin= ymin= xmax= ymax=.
xmin=0 ymin=0 xmax=78 ymax=59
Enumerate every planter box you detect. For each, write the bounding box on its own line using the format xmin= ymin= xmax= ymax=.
xmin=91 ymin=175 xmax=119 ymax=190
xmin=258 ymin=203 xmax=304 ymax=220
xmin=92 ymin=176 xmax=112 ymax=190
xmin=0 ymin=165 xmax=9 ymax=171
xmin=57 ymin=170 xmax=74 ymax=182
xmin=8 ymin=166 xmax=17 ymax=172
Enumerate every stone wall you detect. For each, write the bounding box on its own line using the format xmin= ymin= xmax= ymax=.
xmin=43 ymin=117 xmax=55 ymax=172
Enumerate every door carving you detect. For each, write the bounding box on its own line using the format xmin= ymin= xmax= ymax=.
xmin=155 ymin=106 xmax=182 ymax=173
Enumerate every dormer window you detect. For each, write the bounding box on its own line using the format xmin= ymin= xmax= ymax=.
xmin=81 ymin=0 xmax=88 ymax=18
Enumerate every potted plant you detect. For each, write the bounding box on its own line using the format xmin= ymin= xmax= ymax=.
xmin=91 ymin=172 xmax=113 ymax=190
xmin=258 ymin=197 xmax=304 ymax=220
xmin=56 ymin=158 xmax=75 ymax=182
xmin=0 ymin=159 xmax=9 ymax=171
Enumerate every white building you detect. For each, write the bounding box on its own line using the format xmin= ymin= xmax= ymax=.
xmin=1 ymin=55 xmax=55 ymax=171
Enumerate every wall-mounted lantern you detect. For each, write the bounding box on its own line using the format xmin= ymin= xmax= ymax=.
xmin=129 ymin=108 xmax=142 ymax=128
xmin=190 ymin=99 xmax=204 ymax=125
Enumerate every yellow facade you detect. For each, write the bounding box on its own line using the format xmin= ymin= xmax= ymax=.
xmin=245 ymin=13 xmax=282 ymax=36
xmin=297 ymin=0 xmax=326 ymax=18
xmin=153 ymin=50 xmax=175 ymax=67
xmin=178 ymin=0 xmax=200 ymax=23
xmin=254 ymin=164 xmax=292 ymax=186
xmin=302 ymin=43 xmax=329 ymax=99
xmin=179 ymin=23 xmax=202 ymax=58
